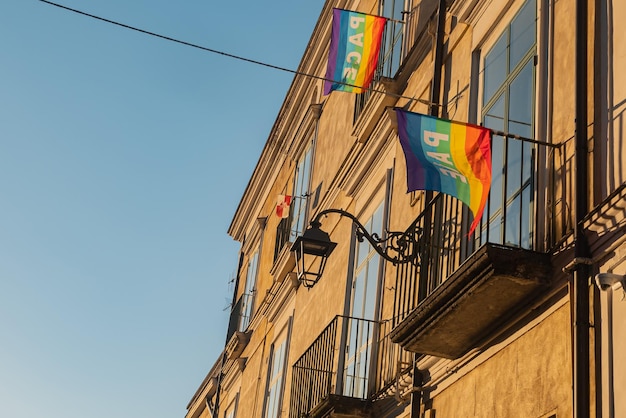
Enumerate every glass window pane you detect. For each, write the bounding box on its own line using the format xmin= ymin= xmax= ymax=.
xmin=482 ymin=0 xmax=536 ymax=248
xmin=390 ymin=23 xmax=403 ymax=74
xmin=240 ymin=250 xmax=259 ymax=331
xmin=510 ymin=0 xmax=536 ymax=71
xmin=363 ymin=258 xmax=379 ymax=319
xmin=523 ymin=141 xmax=533 ymax=183
xmin=379 ymin=0 xmax=405 ymax=77
xmin=353 ymin=201 xmax=384 ymax=317
xmin=357 ymin=237 xmax=370 ymax=266
xmin=484 ymin=95 xmax=505 ymax=219
xmin=521 ymin=185 xmax=532 ymax=248
xmin=291 ymin=145 xmax=313 ymax=239
xmin=507 ymin=60 xmax=533 ymax=199
xmin=370 ymin=205 xmax=384 ymax=238
xmin=505 ymin=196 xmax=521 ymax=246
xmin=488 ymin=213 xmax=502 ymax=243
xmin=479 ymin=210 xmax=489 ymax=246
xmin=382 ymin=0 xmax=393 ymax=20
xmin=343 ymin=373 xmax=354 ymax=396
xmin=264 ymin=336 xmax=288 ymax=418
xmin=266 ymin=396 xmax=276 ymax=418
xmin=483 ymin=33 xmax=508 ymax=104
xmin=506 ymin=138 xmax=522 ymax=200
xmin=484 ymin=91 xmax=506 ymax=131
xmin=508 ymin=61 xmax=534 ymax=137
xmin=225 ymin=399 xmax=237 ymax=418
xmin=352 ymin=269 xmax=366 ymax=316
xmin=489 ymin=135 xmax=504 ymax=218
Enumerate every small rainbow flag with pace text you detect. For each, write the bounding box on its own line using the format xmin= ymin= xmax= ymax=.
xmin=395 ymin=109 xmax=492 ymax=234
xmin=324 ymin=8 xmax=386 ymax=95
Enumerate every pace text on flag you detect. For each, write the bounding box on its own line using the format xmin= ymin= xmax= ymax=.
xmin=324 ymin=8 xmax=386 ymax=95
xmin=395 ymin=109 xmax=492 ymax=234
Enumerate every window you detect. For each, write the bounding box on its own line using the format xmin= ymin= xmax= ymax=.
xmin=289 ymin=144 xmax=313 ymax=242
xmin=273 ymin=216 xmax=291 ymax=262
xmin=479 ymin=0 xmax=536 ymax=249
xmin=379 ymin=0 xmax=407 ymax=78
xmin=343 ymin=201 xmax=385 ymax=398
xmin=355 ymin=0 xmax=408 ymax=121
xmin=224 ymin=394 xmax=238 ymax=418
xmin=350 ymin=202 xmax=385 ymax=321
xmin=263 ymin=324 xmax=291 ymax=418
xmin=238 ymin=248 xmax=259 ymax=331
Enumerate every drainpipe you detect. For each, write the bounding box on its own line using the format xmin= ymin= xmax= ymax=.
xmin=412 ymin=1 xmax=447 ymax=417
xmin=410 ymin=356 xmax=424 ymax=418
xmin=418 ymin=0 xmax=448 ymax=300
xmin=429 ymin=0 xmax=447 ymax=118
xmin=572 ymin=0 xmax=591 ymax=416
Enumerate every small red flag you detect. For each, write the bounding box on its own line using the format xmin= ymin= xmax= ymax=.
xmin=276 ymin=195 xmax=292 ymax=218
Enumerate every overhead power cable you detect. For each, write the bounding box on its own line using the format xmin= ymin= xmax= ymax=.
xmin=39 ymin=1 xmax=562 ymax=147
xmin=38 ymin=0 xmax=304 ymax=77
xmin=37 ymin=0 xmax=440 ymax=107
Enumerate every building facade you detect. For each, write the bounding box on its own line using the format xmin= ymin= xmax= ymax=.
xmin=186 ymin=0 xmax=626 ymax=417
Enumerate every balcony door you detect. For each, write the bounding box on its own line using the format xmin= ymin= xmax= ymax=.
xmin=342 ymin=201 xmax=385 ymax=398
xmin=478 ymin=0 xmax=537 ymax=249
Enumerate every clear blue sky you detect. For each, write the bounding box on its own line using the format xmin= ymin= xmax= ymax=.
xmin=0 ymin=1 xmax=322 ymax=417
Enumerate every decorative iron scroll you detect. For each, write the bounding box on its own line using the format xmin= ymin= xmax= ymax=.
xmin=311 ymin=208 xmax=421 ymax=265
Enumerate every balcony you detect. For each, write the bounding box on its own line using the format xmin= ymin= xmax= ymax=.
xmin=391 ymin=243 xmax=551 ymax=358
xmin=384 ymin=120 xmax=570 ymax=359
xmin=226 ymin=292 xmax=255 ymax=342
xmin=289 ymin=316 xmax=412 ymax=418
xmin=354 ymin=0 xmax=436 ymax=123
xmin=274 ymin=216 xmax=291 ymax=263
xmin=390 ymin=192 xmax=554 ymax=359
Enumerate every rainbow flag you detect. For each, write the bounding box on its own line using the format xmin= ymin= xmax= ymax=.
xmin=395 ymin=109 xmax=492 ymax=234
xmin=324 ymin=8 xmax=386 ymax=95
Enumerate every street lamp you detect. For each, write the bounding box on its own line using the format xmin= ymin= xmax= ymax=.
xmin=290 ymin=219 xmax=337 ymax=288
xmin=290 ymin=208 xmax=421 ymax=288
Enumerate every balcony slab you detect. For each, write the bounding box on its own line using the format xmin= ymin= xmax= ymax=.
xmin=390 ymin=244 xmax=552 ymax=359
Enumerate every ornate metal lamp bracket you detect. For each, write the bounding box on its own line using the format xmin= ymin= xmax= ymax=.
xmin=311 ymin=208 xmax=420 ymax=265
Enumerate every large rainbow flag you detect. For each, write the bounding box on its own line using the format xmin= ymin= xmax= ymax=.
xmin=395 ymin=109 xmax=492 ymax=234
xmin=324 ymin=8 xmax=386 ymax=95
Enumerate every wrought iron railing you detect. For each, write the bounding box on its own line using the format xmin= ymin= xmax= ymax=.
xmin=354 ymin=3 xmax=436 ymax=122
xmin=372 ymin=319 xmax=414 ymax=395
xmin=289 ymin=315 xmax=411 ymax=417
xmin=226 ymin=296 xmax=243 ymax=342
xmin=274 ymin=216 xmax=292 ymax=262
xmin=392 ymin=194 xmax=465 ymax=325
xmin=236 ymin=292 xmax=254 ymax=332
xmin=392 ymin=140 xmax=563 ymax=324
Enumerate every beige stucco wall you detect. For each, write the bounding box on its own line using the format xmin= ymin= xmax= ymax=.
xmin=429 ymin=304 xmax=572 ymax=418
xmin=597 ymin=241 xmax=626 ymax=418
xmin=610 ymin=282 xmax=626 ymax=418
xmin=605 ymin=0 xmax=626 ymax=193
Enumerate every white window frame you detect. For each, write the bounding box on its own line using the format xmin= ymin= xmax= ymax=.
xmin=224 ymin=393 xmax=238 ymax=418
xmin=289 ymin=140 xmax=314 ymax=242
xmin=471 ymin=0 xmax=547 ymax=250
xmin=262 ymin=319 xmax=292 ymax=418
xmin=238 ymin=248 xmax=259 ymax=331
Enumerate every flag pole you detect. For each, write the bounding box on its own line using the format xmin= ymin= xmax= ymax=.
xmin=489 ymin=130 xmax=562 ymax=148
xmin=383 ymin=16 xmax=406 ymax=24
xmin=390 ymin=107 xmax=563 ymax=149
xmin=333 ymin=7 xmax=405 ymax=24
